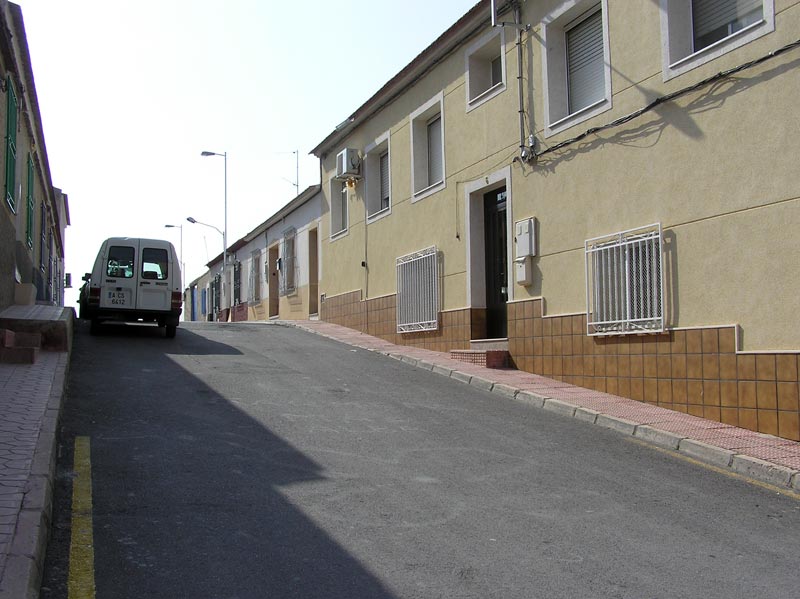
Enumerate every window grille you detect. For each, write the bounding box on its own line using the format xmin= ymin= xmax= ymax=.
xmin=5 ymin=77 xmax=17 ymax=212
xmin=26 ymin=155 xmax=34 ymax=247
xmin=249 ymin=251 xmax=261 ymax=303
xmin=233 ymin=261 xmax=242 ymax=305
xmin=396 ymin=246 xmax=439 ymax=333
xmin=585 ymin=224 xmax=664 ymax=336
xmin=566 ymin=8 xmax=605 ymax=114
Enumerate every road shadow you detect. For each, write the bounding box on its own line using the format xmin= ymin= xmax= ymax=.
xmin=42 ymin=323 xmax=398 ymax=599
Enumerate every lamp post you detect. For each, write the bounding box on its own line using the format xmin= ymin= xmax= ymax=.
xmin=164 ymin=224 xmax=184 ymax=289
xmin=200 ymin=150 xmax=227 ymax=277
xmin=186 ymin=216 xmax=225 ymax=319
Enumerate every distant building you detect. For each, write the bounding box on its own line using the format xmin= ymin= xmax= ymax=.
xmin=0 ymin=1 xmax=69 ymax=310
xmin=310 ymin=1 xmax=800 ymax=440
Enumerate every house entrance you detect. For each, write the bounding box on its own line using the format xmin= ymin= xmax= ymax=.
xmin=484 ymin=186 xmax=508 ymax=338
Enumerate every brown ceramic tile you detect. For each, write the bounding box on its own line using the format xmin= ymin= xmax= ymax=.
xmin=630 ymin=378 xmax=644 ymax=401
xmin=737 ymin=354 xmax=756 ymax=380
xmin=758 ymin=410 xmax=779 ymax=436
xmin=756 ymin=355 xmax=776 ymax=381
xmin=668 ymin=354 xmax=684 ymax=380
xmin=672 ymin=380 xmax=688 ymax=404
xmin=552 ymin=318 xmax=563 ymax=336
xmin=703 ymin=406 xmax=721 ymax=422
xmin=739 ymin=408 xmax=758 ymax=432
xmin=642 ymin=336 xmax=658 ymax=355
xmin=583 ymin=353 xmax=595 ymax=376
xmin=606 ymin=377 xmax=619 ymax=395
xmin=524 ymin=318 xmax=533 ymax=338
xmin=542 ymin=318 xmax=552 ymax=337
xmin=686 ymin=330 xmax=702 ymax=354
xmin=534 ymin=337 xmax=543 ymax=356
xmin=671 ymin=330 xmax=687 ymax=354
xmin=687 ymin=380 xmax=704 ymax=405
xmin=542 ymin=356 xmax=553 ymax=375
xmin=688 ymin=405 xmax=704 ymax=417
xmin=673 ymin=404 xmax=689 ymax=414
xmin=777 ymin=382 xmax=799 ymax=412
xmin=533 ymin=300 xmax=542 ymax=318
xmin=523 ymin=301 xmax=533 ymax=319
xmin=562 ymin=335 xmax=573 ymax=356
xmin=594 ymin=355 xmax=607 ymax=377
xmin=720 ymin=407 xmax=738 ymax=426
xmin=776 ymin=354 xmax=799 ymax=382
xmin=532 ymin=318 xmax=541 ymax=338
xmin=618 ymin=355 xmax=630 ymax=378
xmin=702 ymin=354 xmax=719 ymax=380
xmin=657 ymin=336 xmax=672 ymax=355
xmin=524 ymin=337 xmax=534 ymax=356
xmin=644 ymin=379 xmax=658 ymax=403
xmin=657 ymin=355 xmax=671 ymax=379
xmin=756 ymin=382 xmax=777 ymax=410
xmin=533 ymin=356 xmax=543 ymax=373
xmin=718 ymin=354 xmax=737 ymax=381
xmin=552 ymin=357 xmax=563 ymax=376
xmin=718 ymin=328 xmax=736 ymax=353
xmin=629 ymin=355 xmax=643 ymax=378
xmin=543 ymin=337 xmax=553 ymax=356
xmin=618 ymin=377 xmax=631 ymax=398
xmin=686 ymin=355 xmax=703 ymax=380
xmin=658 ymin=379 xmax=673 ymax=403
xmin=606 ymin=356 xmax=618 ymax=377
xmin=628 ymin=337 xmax=643 ymax=355
xmin=703 ymin=381 xmax=720 ymax=406
xmin=643 ymin=355 xmax=658 ymax=378
xmin=778 ymin=411 xmax=800 ymax=442
xmin=720 ymin=381 xmax=738 ymax=408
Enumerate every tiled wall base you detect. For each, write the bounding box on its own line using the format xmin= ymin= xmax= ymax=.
xmin=231 ymin=303 xmax=248 ymax=322
xmin=507 ymin=299 xmax=800 ymax=441
xmin=320 ymin=290 xmax=476 ymax=353
xmin=320 ymin=292 xmax=800 ymax=441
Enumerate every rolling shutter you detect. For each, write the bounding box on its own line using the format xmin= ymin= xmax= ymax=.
xmin=566 ymin=9 xmax=605 ymax=114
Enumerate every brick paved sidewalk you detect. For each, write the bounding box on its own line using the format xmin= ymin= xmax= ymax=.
xmin=0 ymin=353 xmax=68 ymax=599
xmin=284 ymin=319 xmax=800 ymax=493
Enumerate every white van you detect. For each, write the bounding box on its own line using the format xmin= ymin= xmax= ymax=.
xmin=78 ymin=237 xmax=183 ymax=337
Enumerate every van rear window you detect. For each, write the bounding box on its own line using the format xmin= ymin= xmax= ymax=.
xmin=142 ymin=247 xmax=168 ymax=280
xmin=107 ymin=246 xmax=135 ymax=278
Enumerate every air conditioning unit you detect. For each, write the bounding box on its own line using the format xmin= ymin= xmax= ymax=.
xmin=336 ymin=148 xmax=361 ymax=179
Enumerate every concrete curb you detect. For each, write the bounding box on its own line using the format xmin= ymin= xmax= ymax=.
xmin=0 ymin=352 xmax=69 ymax=599
xmin=730 ymin=454 xmax=795 ymax=488
xmin=678 ymin=438 xmax=735 ymax=469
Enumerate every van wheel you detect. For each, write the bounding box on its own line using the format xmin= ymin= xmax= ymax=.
xmin=89 ymin=319 xmax=101 ymax=335
xmin=165 ymin=325 xmax=177 ymax=339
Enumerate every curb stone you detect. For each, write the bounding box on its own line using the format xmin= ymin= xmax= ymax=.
xmin=450 ymin=371 xmax=472 ymax=384
xmin=678 ymin=439 xmax=735 ymax=469
xmin=634 ymin=425 xmax=684 ymax=451
xmin=542 ymin=399 xmax=577 ymax=418
xmin=730 ymin=454 xmax=794 ymax=488
xmin=432 ymin=364 xmax=453 ymax=377
xmin=595 ymin=414 xmax=638 ymax=436
xmin=574 ymin=407 xmax=600 ymax=424
xmin=469 ymin=376 xmax=494 ymax=392
xmin=491 ymin=384 xmax=518 ymax=399
xmin=514 ymin=391 xmax=546 ymax=408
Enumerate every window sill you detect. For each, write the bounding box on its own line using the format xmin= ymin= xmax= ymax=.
xmin=546 ymin=97 xmax=610 ymax=137
xmin=330 ymin=228 xmax=349 ymax=242
xmin=412 ymin=180 xmax=445 ymax=203
xmin=467 ymin=82 xmax=506 ymax=113
xmin=367 ymin=205 xmax=391 ymax=225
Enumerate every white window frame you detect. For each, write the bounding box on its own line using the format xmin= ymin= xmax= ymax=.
xmin=329 ymin=176 xmax=348 ymax=240
xmin=465 ymin=28 xmax=507 ymax=112
xmin=364 ymin=131 xmax=391 ymax=223
xmin=585 ymin=223 xmax=665 ymax=336
xmin=410 ymin=92 xmax=446 ymax=203
xmin=541 ymin=0 xmax=611 ymax=138
xmin=659 ymin=0 xmax=774 ymax=81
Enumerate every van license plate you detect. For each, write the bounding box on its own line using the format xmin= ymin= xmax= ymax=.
xmin=108 ymin=291 xmax=129 ymax=305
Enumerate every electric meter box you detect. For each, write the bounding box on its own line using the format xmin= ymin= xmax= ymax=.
xmin=514 ymin=218 xmax=536 ymax=258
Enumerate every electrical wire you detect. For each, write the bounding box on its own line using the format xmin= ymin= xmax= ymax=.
xmin=532 ymin=38 xmax=800 ymax=161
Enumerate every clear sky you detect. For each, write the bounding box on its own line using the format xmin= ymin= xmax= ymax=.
xmin=15 ymin=0 xmax=478 ymax=307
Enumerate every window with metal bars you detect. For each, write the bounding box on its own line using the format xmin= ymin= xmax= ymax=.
xmin=5 ymin=77 xmax=17 ymax=212
xmin=233 ymin=261 xmax=242 ymax=305
xmin=26 ymin=154 xmax=34 ymax=247
xmin=249 ymin=250 xmax=261 ymax=303
xmin=396 ymin=246 xmax=439 ymax=333
xmin=585 ymin=224 xmax=664 ymax=336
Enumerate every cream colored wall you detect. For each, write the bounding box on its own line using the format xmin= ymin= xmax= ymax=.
xmin=279 ymin=284 xmax=311 ymax=320
xmin=320 ymin=0 xmax=800 ymax=350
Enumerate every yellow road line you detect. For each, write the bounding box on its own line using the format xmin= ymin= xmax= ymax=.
xmin=68 ymin=436 xmax=96 ymax=599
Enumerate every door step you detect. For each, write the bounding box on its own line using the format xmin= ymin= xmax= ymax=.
xmin=450 ymin=348 xmax=509 ymax=369
xmin=0 ymin=328 xmax=40 ymax=364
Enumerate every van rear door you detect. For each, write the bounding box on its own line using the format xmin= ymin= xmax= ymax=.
xmin=99 ymin=241 xmax=139 ymax=310
xmin=137 ymin=244 xmax=173 ymax=312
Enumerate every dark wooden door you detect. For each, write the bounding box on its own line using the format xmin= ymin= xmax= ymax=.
xmin=484 ymin=187 xmax=508 ymax=338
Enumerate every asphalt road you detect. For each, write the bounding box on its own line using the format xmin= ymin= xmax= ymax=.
xmin=41 ymin=321 xmax=800 ymax=598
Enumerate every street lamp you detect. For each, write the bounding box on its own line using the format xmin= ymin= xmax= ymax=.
xmin=164 ymin=224 xmax=184 ymax=289
xmin=187 ymin=215 xmax=226 ymax=320
xmin=200 ymin=150 xmax=227 ymax=279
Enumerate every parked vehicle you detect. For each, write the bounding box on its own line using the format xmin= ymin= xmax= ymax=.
xmin=78 ymin=237 xmax=183 ymax=337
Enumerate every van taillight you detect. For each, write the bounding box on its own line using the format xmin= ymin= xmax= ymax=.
xmin=88 ymin=287 xmax=100 ymax=306
xmin=171 ymin=291 xmax=183 ymax=310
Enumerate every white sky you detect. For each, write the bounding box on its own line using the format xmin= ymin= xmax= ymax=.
xmin=15 ymin=0 xmax=477 ymax=306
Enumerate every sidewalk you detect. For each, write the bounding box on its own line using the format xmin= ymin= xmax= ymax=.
xmin=0 ymin=352 xmax=68 ymax=599
xmin=284 ymin=320 xmax=800 ymax=493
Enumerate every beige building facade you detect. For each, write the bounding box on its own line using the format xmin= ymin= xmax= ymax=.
xmin=0 ymin=2 xmax=69 ymax=311
xmin=311 ymin=0 xmax=800 ymax=439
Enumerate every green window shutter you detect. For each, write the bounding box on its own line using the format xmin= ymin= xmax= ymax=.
xmin=5 ymin=77 xmax=17 ymax=212
xmin=26 ymin=154 xmax=34 ymax=247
